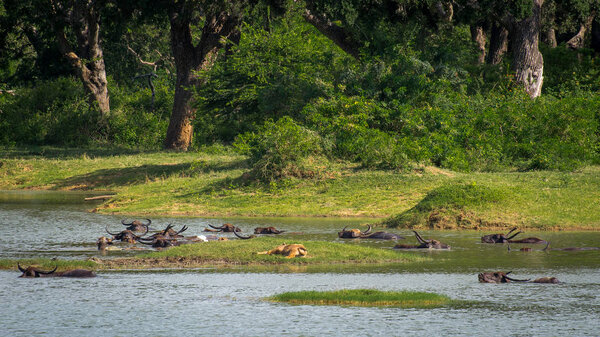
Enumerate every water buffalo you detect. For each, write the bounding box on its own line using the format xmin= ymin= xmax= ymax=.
xmin=481 ymin=227 xmax=547 ymax=244
xmin=478 ymin=271 xmax=559 ymax=284
xmin=18 ymin=264 xmax=96 ymax=278
xmin=481 ymin=227 xmax=521 ymax=243
xmin=338 ymin=225 xmax=403 ymax=240
xmin=96 ymin=236 xmax=114 ymax=250
xmin=147 ymin=224 xmax=188 ymax=239
xmin=257 ymin=243 xmax=308 ymax=258
xmin=106 ymin=225 xmax=148 ymax=243
xmin=204 ymin=223 xmax=240 ymax=232
xmin=394 ymin=231 xmax=450 ymax=249
xmin=121 ymin=218 xmax=152 ymax=231
xmin=254 ymin=227 xmax=285 ymax=234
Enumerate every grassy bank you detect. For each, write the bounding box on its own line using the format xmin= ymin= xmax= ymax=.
xmin=267 ymin=289 xmax=454 ymax=308
xmin=1 ymin=147 xmax=599 ymax=230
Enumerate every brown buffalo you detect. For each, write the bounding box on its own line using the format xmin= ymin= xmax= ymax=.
xmin=106 ymin=225 xmax=148 ymax=243
xmin=204 ymin=223 xmax=240 ymax=232
xmin=254 ymin=227 xmax=285 ymax=234
xmin=394 ymin=231 xmax=450 ymax=249
xmin=96 ymin=236 xmax=114 ymax=250
xmin=121 ymin=218 xmax=152 ymax=231
xmin=18 ymin=264 xmax=96 ymax=278
xmin=147 ymin=224 xmax=188 ymax=239
xmin=478 ymin=271 xmax=559 ymax=284
xmin=257 ymin=243 xmax=308 ymax=258
xmin=481 ymin=227 xmax=547 ymax=244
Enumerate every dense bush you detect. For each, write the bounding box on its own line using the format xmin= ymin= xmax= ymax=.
xmin=0 ymin=77 xmax=98 ymax=146
xmin=233 ymin=116 xmax=326 ymax=181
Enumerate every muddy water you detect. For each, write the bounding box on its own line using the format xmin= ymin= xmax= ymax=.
xmin=1 ymin=191 xmax=599 ymax=336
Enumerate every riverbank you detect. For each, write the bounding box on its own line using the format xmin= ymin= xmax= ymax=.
xmin=1 ymin=147 xmax=599 ymax=230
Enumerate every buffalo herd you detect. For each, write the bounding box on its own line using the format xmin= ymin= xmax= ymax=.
xmin=19 ymin=219 xmax=593 ymax=283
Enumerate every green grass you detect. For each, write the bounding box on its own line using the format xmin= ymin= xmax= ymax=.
xmin=139 ymin=237 xmax=424 ymax=264
xmin=268 ymin=289 xmax=453 ymax=308
xmin=1 ymin=146 xmax=600 ymax=230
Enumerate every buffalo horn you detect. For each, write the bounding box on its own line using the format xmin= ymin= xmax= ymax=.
xmin=176 ymin=225 xmax=188 ymax=235
xmin=233 ymin=230 xmax=254 ymax=239
xmin=503 ymin=271 xmax=530 ymax=282
xmin=362 ymin=225 xmax=372 ymax=235
xmin=37 ymin=266 xmax=58 ymax=275
xmin=413 ymin=230 xmax=427 ymax=244
xmin=106 ymin=225 xmax=121 ymax=236
xmin=209 ymin=224 xmax=224 ymax=230
xmin=17 ymin=263 xmax=26 ymax=273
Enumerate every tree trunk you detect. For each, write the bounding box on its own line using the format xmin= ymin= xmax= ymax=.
xmin=543 ymin=28 xmax=557 ymax=47
xmin=566 ymin=15 xmax=595 ymax=50
xmin=470 ymin=25 xmax=486 ymax=64
xmin=510 ymin=0 xmax=544 ymax=98
xmin=51 ymin=0 xmax=110 ymax=116
xmin=487 ymin=23 xmax=508 ymax=65
xmin=164 ymin=5 xmax=240 ymax=151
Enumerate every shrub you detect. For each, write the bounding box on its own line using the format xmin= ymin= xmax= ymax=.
xmin=233 ymin=116 xmax=326 ymax=181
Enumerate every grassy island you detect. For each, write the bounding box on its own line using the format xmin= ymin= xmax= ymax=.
xmin=268 ymin=289 xmax=453 ymax=308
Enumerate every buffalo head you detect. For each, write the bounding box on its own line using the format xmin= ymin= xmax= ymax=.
xmin=478 ymin=271 xmax=530 ymax=283
xmin=338 ymin=225 xmax=372 ymax=238
xmin=121 ymin=218 xmax=151 ymax=231
xmin=106 ymin=225 xmax=148 ymax=243
xmin=205 ymin=223 xmax=240 ymax=232
xmin=254 ymin=227 xmax=285 ymax=234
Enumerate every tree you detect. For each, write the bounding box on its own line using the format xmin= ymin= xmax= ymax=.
xmin=49 ymin=0 xmax=111 ymax=116
xmin=163 ymin=1 xmax=241 ymax=151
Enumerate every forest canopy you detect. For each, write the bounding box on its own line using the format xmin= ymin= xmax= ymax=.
xmin=1 ymin=0 xmax=599 ymax=175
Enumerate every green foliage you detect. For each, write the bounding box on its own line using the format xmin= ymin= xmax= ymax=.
xmin=233 ymin=116 xmax=326 ymax=181
xmin=193 ymin=15 xmax=351 ymax=143
xmin=302 ymin=96 xmax=410 ymax=170
xmin=380 ymin=181 xmax=506 ymax=229
xmin=0 ymin=77 xmax=99 ymax=146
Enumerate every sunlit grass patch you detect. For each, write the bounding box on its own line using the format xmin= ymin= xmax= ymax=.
xmin=268 ymin=289 xmax=452 ymax=308
xmin=139 ymin=237 xmax=425 ymax=265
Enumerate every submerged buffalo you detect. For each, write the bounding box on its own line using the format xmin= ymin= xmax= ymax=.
xmin=121 ymin=219 xmax=152 ymax=231
xmin=478 ymin=271 xmax=559 ymax=284
xmin=481 ymin=227 xmax=547 ymax=244
xmin=204 ymin=223 xmax=240 ymax=232
xmin=96 ymin=236 xmax=114 ymax=250
xmin=18 ymin=264 xmax=96 ymax=278
xmin=147 ymin=224 xmax=188 ymax=239
xmin=106 ymin=225 xmax=148 ymax=243
xmin=394 ymin=231 xmax=450 ymax=249
xmin=338 ymin=225 xmax=404 ymax=240
xmin=254 ymin=227 xmax=285 ymax=234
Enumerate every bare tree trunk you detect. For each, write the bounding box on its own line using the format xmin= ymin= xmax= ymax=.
xmin=510 ymin=0 xmax=544 ymax=98
xmin=487 ymin=23 xmax=508 ymax=65
xmin=470 ymin=25 xmax=486 ymax=64
xmin=164 ymin=5 xmax=240 ymax=151
xmin=50 ymin=0 xmax=110 ymax=116
xmin=566 ymin=14 xmax=595 ymax=49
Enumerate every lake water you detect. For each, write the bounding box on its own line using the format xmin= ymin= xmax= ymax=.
xmin=1 ymin=190 xmax=599 ymax=336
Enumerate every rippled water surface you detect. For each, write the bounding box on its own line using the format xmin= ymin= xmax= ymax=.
xmin=1 ymin=191 xmax=599 ymax=336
